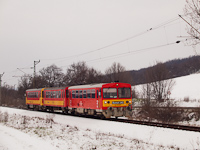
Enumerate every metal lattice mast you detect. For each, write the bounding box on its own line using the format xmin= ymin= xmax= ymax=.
xmin=0 ymin=72 xmax=4 ymax=106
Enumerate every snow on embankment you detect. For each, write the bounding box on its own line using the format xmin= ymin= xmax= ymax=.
xmin=133 ymin=73 xmax=200 ymax=105
xmin=171 ymin=73 xmax=200 ymax=100
xmin=1 ymin=107 xmax=200 ymax=149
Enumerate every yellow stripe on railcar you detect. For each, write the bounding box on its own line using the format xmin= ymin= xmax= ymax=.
xmin=43 ymin=100 xmax=64 ymax=106
xmin=103 ymin=99 xmax=132 ymax=107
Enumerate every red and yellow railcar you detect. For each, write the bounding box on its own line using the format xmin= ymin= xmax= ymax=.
xmin=68 ymin=82 xmax=132 ymax=118
xmin=43 ymin=87 xmax=69 ymax=112
xmin=26 ymin=88 xmax=45 ymax=109
xmin=25 ymin=82 xmax=132 ymax=118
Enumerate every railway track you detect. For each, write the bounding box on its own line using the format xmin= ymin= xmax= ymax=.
xmin=1 ymin=106 xmax=200 ymax=132
xmin=108 ymin=118 xmax=200 ymax=132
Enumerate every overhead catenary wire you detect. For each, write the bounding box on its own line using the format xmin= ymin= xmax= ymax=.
xmin=35 ymin=16 xmax=190 ymax=71
xmin=4 ymin=14 xmax=191 ymax=85
xmin=36 ymin=16 xmax=183 ymax=70
xmin=40 ymin=16 xmax=181 ymax=62
xmin=85 ymin=40 xmax=183 ymax=63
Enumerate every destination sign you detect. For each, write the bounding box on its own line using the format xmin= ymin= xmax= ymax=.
xmin=112 ymin=101 xmax=124 ymax=104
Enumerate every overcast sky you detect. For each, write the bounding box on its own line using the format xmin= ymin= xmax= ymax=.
xmin=0 ymin=0 xmax=199 ymax=86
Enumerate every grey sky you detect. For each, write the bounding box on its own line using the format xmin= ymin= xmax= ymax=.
xmin=0 ymin=0 xmax=199 ymax=86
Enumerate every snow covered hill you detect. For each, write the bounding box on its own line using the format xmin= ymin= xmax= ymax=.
xmin=170 ymin=73 xmax=200 ymax=100
xmin=0 ymin=107 xmax=200 ymax=150
xmin=133 ymin=73 xmax=200 ymax=106
xmin=1 ymin=74 xmax=200 ymax=149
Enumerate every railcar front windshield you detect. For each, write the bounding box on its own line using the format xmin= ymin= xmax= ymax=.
xmin=103 ymin=88 xmax=117 ymax=98
xmin=118 ymin=88 xmax=131 ymax=98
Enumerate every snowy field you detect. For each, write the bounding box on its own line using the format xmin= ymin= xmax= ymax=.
xmin=0 ymin=107 xmax=200 ymax=150
xmin=133 ymin=73 xmax=200 ymax=107
xmin=1 ymin=73 xmax=200 ymax=149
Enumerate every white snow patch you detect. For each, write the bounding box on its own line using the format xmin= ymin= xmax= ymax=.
xmin=133 ymin=73 xmax=200 ymax=106
xmin=0 ymin=107 xmax=200 ymax=150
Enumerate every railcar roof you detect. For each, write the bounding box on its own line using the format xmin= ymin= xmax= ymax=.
xmin=26 ymin=88 xmax=43 ymax=92
xmin=44 ymin=87 xmax=68 ymax=90
xmin=68 ymin=83 xmax=106 ymax=89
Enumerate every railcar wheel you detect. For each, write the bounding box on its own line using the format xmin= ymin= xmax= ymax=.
xmin=41 ymin=106 xmax=47 ymax=112
xmin=62 ymin=108 xmax=68 ymax=114
xmin=49 ymin=107 xmax=54 ymax=112
xmin=100 ymin=115 xmax=106 ymax=120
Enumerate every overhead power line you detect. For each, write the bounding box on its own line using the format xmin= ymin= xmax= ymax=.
xmin=85 ymin=40 xmax=182 ymax=63
xmin=41 ymin=16 xmax=180 ymax=62
xmin=12 ymin=15 xmax=188 ymax=78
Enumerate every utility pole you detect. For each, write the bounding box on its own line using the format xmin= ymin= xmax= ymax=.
xmin=178 ymin=14 xmax=200 ymax=38
xmin=33 ymin=60 xmax=40 ymax=88
xmin=0 ymin=72 xmax=5 ymax=106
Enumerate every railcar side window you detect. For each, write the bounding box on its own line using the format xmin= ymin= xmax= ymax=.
xmin=58 ymin=91 xmax=60 ymax=98
xmin=118 ymin=88 xmax=131 ymax=98
xmin=87 ymin=89 xmax=91 ymax=98
xmin=79 ymin=90 xmax=83 ymax=98
xmin=72 ymin=91 xmax=75 ymax=98
xmin=83 ymin=90 xmax=87 ymax=98
xmin=56 ymin=91 xmax=58 ymax=98
xmin=91 ymin=89 xmax=95 ymax=98
xmin=76 ymin=90 xmax=79 ymax=98
xmin=47 ymin=92 xmax=50 ymax=98
xmin=50 ymin=92 xmax=52 ymax=98
xmin=27 ymin=92 xmax=39 ymax=98
xmin=103 ymin=88 xmax=117 ymax=98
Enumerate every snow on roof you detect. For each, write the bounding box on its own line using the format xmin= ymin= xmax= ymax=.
xmin=26 ymin=88 xmax=43 ymax=92
xmin=68 ymin=83 xmax=106 ymax=89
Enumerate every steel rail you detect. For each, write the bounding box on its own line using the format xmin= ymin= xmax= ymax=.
xmin=2 ymin=106 xmax=200 ymax=132
xmin=108 ymin=118 xmax=200 ymax=132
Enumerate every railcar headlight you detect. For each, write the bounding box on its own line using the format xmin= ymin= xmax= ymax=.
xmin=107 ymin=101 xmax=110 ymax=104
xmin=126 ymin=101 xmax=129 ymax=103
xmin=129 ymin=101 xmax=131 ymax=103
xmin=104 ymin=101 xmax=107 ymax=104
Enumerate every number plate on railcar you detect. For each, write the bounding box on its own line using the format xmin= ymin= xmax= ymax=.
xmin=112 ymin=101 xmax=124 ymax=104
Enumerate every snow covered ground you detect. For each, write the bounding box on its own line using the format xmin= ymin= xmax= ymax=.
xmin=1 ymin=74 xmax=200 ymax=149
xmin=133 ymin=73 xmax=200 ymax=107
xmin=0 ymin=107 xmax=200 ymax=150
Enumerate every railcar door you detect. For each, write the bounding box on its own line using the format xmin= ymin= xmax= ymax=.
xmin=96 ymin=88 xmax=102 ymax=109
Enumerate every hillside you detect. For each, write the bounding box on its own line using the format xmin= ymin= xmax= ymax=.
xmin=130 ymin=55 xmax=200 ymax=85
xmin=134 ymin=73 xmax=200 ymax=104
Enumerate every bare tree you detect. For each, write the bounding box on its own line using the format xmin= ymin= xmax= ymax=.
xmin=184 ymin=0 xmax=200 ymax=45
xmin=86 ymin=67 xmax=103 ymax=84
xmin=64 ymin=61 xmax=104 ymax=85
xmin=64 ymin=61 xmax=89 ymax=86
xmin=139 ymin=62 xmax=177 ymax=122
xmin=39 ymin=64 xmax=64 ymax=87
xmin=143 ymin=62 xmax=175 ymax=102
xmin=105 ymin=62 xmax=131 ymax=83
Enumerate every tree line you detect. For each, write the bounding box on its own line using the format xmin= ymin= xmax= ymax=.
xmin=16 ymin=62 xmax=130 ymax=99
xmin=2 ymin=62 xmax=130 ymax=107
xmin=1 ymin=54 xmax=200 ymax=107
xmin=131 ymin=55 xmax=200 ymax=85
